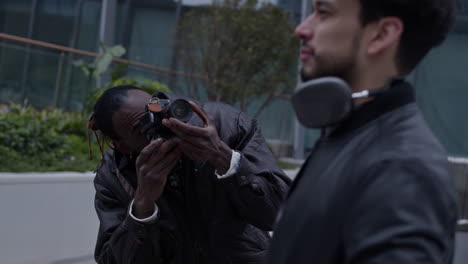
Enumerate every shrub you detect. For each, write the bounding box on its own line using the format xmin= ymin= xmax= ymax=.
xmin=0 ymin=103 xmax=99 ymax=172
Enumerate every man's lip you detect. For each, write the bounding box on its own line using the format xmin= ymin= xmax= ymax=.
xmin=300 ymin=48 xmax=314 ymax=61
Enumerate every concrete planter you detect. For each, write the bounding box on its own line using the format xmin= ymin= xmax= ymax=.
xmin=0 ymin=172 xmax=97 ymax=264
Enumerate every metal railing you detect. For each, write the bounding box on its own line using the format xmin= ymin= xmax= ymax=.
xmin=0 ymin=32 xmax=214 ymax=110
xmin=0 ymin=33 xmax=208 ymax=81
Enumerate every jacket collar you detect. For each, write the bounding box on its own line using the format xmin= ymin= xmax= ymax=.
xmin=329 ymin=80 xmax=415 ymax=138
xmin=113 ymin=151 xmax=137 ymax=186
xmin=115 ymin=151 xmax=134 ymax=171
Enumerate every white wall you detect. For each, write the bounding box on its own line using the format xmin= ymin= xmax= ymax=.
xmin=0 ymin=172 xmax=98 ymax=264
xmin=455 ymin=233 xmax=468 ymax=264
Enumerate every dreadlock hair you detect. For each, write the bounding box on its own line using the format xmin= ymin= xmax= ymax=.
xmin=87 ymin=85 xmax=144 ymax=169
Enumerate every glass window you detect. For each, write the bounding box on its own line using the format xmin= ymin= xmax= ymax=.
xmin=0 ymin=0 xmax=102 ymax=109
xmin=459 ymin=0 xmax=468 ymax=16
xmin=0 ymin=0 xmax=32 ymax=38
xmin=128 ymin=6 xmax=177 ymax=68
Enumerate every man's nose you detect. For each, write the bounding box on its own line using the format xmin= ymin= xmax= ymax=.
xmin=295 ymin=18 xmax=313 ymax=41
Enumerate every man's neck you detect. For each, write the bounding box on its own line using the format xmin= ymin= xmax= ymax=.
xmin=349 ymin=66 xmax=401 ymax=105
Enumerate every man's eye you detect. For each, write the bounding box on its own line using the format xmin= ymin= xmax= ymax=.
xmin=316 ymin=9 xmax=328 ymax=15
xmin=314 ymin=8 xmax=330 ymax=18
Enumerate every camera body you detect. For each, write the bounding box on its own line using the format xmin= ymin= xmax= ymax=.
xmin=139 ymin=97 xmax=193 ymax=140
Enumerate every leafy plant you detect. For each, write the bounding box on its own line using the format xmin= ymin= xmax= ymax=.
xmin=0 ymin=104 xmax=67 ymax=156
xmin=73 ymin=43 xmax=126 ymax=80
xmin=1 ymin=42 xmax=175 ymax=172
xmin=75 ymin=44 xmax=172 ymax=115
xmin=106 ymin=76 xmax=171 ymax=95
xmin=176 ymin=0 xmax=299 ymax=117
xmin=0 ymin=103 xmax=99 ymax=172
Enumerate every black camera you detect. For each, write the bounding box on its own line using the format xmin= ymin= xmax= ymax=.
xmin=139 ymin=97 xmax=193 ymax=140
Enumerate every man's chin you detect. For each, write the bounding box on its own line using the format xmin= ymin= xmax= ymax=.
xmin=300 ymin=68 xmax=320 ymax=82
xmin=300 ymin=68 xmax=347 ymax=83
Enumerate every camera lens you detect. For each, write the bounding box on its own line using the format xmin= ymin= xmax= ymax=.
xmin=169 ymin=99 xmax=193 ymax=123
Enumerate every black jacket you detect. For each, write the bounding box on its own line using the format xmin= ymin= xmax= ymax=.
xmin=268 ymin=82 xmax=458 ymax=264
xmin=93 ymin=94 xmax=291 ymax=264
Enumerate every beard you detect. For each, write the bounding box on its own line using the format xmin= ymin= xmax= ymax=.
xmin=300 ymin=56 xmax=356 ymax=83
xmin=300 ymin=34 xmax=361 ymax=84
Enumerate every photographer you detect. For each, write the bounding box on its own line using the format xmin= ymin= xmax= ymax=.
xmin=89 ymin=86 xmax=290 ymax=264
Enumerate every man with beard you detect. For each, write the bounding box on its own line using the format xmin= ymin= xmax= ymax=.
xmin=89 ymin=86 xmax=290 ymax=264
xmin=268 ymin=0 xmax=458 ymax=263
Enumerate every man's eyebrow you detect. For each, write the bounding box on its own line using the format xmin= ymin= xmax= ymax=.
xmin=314 ymin=0 xmax=333 ymax=8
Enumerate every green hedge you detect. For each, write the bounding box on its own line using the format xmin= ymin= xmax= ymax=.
xmin=0 ymin=104 xmax=100 ymax=172
xmin=0 ymin=98 xmax=297 ymax=172
xmin=0 ymin=74 xmax=172 ymax=172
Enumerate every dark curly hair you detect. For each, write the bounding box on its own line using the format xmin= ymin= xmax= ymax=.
xmin=358 ymin=0 xmax=455 ymax=74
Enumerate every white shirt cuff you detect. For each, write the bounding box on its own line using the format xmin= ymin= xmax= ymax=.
xmin=215 ymin=150 xmax=241 ymax=179
xmin=128 ymin=199 xmax=159 ymax=224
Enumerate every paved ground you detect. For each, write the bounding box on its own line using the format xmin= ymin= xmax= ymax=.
xmin=52 ymin=234 xmax=468 ymax=264
xmin=3 ymin=171 xmax=466 ymax=264
xmin=454 ymin=232 xmax=468 ymax=264
xmin=50 ymin=255 xmax=94 ymax=264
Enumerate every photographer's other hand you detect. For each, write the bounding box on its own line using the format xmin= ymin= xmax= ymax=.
xmin=162 ymin=101 xmax=232 ymax=175
xmin=133 ymin=138 xmax=182 ymax=219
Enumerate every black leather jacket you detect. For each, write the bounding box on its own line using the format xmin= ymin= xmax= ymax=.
xmin=93 ymin=93 xmax=291 ymax=264
xmin=268 ymin=81 xmax=458 ymax=264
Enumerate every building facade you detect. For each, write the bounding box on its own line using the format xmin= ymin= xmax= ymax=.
xmin=0 ymin=0 xmax=467 ymax=157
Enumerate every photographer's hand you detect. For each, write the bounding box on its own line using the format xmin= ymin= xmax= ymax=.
xmin=162 ymin=102 xmax=232 ymax=175
xmin=132 ymin=138 xmax=182 ymax=219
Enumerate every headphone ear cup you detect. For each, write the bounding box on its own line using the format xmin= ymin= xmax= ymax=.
xmin=292 ymin=77 xmax=353 ymax=128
